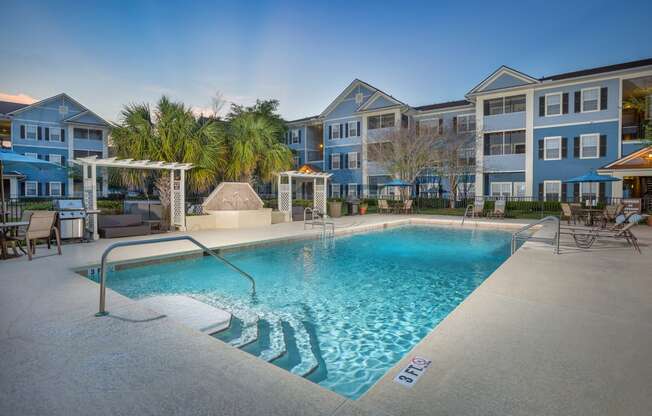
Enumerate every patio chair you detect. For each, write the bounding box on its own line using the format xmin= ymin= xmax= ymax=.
xmin=7 ymin=210 xmax=61 ymax=260
xmin=564 ymin=221 xmax=641 ymax=253
xmin=560 ymin=203 xmax=575 ymax=225
xmin=4 ymin=210 xmax=33 ymax=256
xmin=400 ymin=199 xmax=413 ymax=214
xmin=489 ymin=200 xmax=506 ymax=218
xmin=569 ymin=203 xmax=585 ymax=224
xmin=472 ymin=202 xmax=484 ymax=217
xmin=378 ymin=199 xmax=391 ymax=214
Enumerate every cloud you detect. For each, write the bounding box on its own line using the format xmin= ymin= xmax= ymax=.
xmin=0 ymin=91 xmax=37 ymax=104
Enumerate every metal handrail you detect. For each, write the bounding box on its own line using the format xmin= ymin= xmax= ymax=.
xmin=303 ymin=207 xmax=333 ymax=238
xmin=461 ymin=204 xmax=474 ymax=226
xmin=511 ymin=216 xmax=560 ymax=255
xmin=303 ymin=207 xmax=314 ymax=229
xmin=95 ymin=235 xmax=256 ymax=316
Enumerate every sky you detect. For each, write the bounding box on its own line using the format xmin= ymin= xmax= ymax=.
xmin=1 ymin=0 xmax=651 ymax=123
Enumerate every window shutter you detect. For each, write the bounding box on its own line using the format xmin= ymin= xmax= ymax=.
xmin=46 ymin=182 xmax=50 ymax=196
xmin=539 ymin=96 xmax=545 ymax=116
xmin=562 ymin=93 xmax=569 ymax=114
xmin=438 ymin=119 xmax=443 ymax=135
xmin=538 ymin=139 xmax=544 ymax=159
xmin=345 ymin=123 xmax=349 ymax=138
xmin=573 ymin=137 xmax=580 ymax=158
xmin=344 ymin=153 xmax=348 ymax=169
xmin=62 ymin=183 xmax=66 ymax=196
xmin=357 ymin=121 xmax=360 ymax=136
xmin=538 ymin=183 xmax=544 ymax=199
xmin=561 ymin=184 xmax=568 ymax=202
xmin=357 ymin=152 xmax=361 ymax=168
xmin=45 ymin=154 xmax=49 ymax=161
xmin=357 ymin=184 xmax=362 ymax=196
xmin=45 ymin=127 xmax=50 ymax=141
xmin=483 ymin=100 xmax=490 ymax=116
xmin=452 ymin=116 xmax=458 ymax=133
xmin=340 ymin=184 xmax=344 ymax=196
xmin=328 ymin=125 xmax=332 ymax=140
xmin=39 ymin=182 xmax=44 ymax=196
xmin=20 ymin=125 xmax=25 ymax=139
xmin=339 ymin=124 xmax=343 ymax=139
xmin=574 ymin=91 xmax=581 ymax=113
xmin=599 ymin=182 xmax=605 ymax=198
xmin=484 ymin=137 xmax=491 ymax=156
xmin=573 ymin=183 xmax=580 ymax=200
xmin=328 ymin=154 xmax=332 ymax=169
xmin=37 ymin=126 xmax=42 ymax=140
xmin=599 ymin=134 xmax=607 ymax=157
xmin=20 ymin=182 xmax=25 ymax=196
xmin=561 ymin=137 xmax=568 ymax=159
xmin=61 ymin=156 xmax=66 ymax=166
xmin=600 ymin=87 xmax=608 ymax=110
xmin=61 ymin=128 xmax=65 ymax=142
xmin=298 ymin=129 xmax=302 ymax=143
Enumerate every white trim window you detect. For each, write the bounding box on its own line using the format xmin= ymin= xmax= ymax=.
xmin=331 ymin=123 xmax=341 ymax=139
xmin=49 ymin=128 xmax=62 ymax=142
xmin=544 ymin=180 xmax=561 ymax=201
xmin=513 ymin=182 xmax=526 ymax=198
xmin=348 ymin=121 xmax=358 ymax=137
xmin=331 ymin=153 xmax=341 ymax=170
xmin=49 ymin=181 xmax=62 ymax=197
xmin=347 ymin=183 xmax=358 ymax=197
xmin=291 ymin=129 xmax=300 ymax=144
xmin=24 ymin=152 xmax=38 ymax=159
xmin=49 ymin=154 xmax=63 ymax=165
xmin=26 ymin=125 xmax=37 ymax=140
xmin=580 ymin=133 xmax=599 ymax=159
xmin=581 ymin=87 xmax=600 ymax=112
xmin=544 ymin=136 xmax=562 ymax=160
xmin=331 ymin=183 xmax=340 ymax=198
xmin=457 ymin=114 xmax=476 ymax=133
xmin=545 ymin=93 xmax=562 ymax=116
xmin=347 ymin=152 xmax=358 ymax=169
xmin=490 ymin=182 xmax=512 ymax=198
xmin=580 ymin=182 xmax=599 ymax=199
xmin=418 ymin=117 xmax=439 ymax=135
xmin=25 ymin=181 xmax=38 ymax=197
xmin=367 ymin=113 xmax=395 ymax=130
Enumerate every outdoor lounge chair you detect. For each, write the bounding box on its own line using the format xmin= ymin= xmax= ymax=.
xmin=564 ymin=221 xmax=641 ymax=253
xmin=489 ymin=200 xmax=506 ymax=218
xmin=378 ymin=199 xmax=391 ymax=214
xmin=560 ymin=203 xmax=576 ymax=225
xmin=400 ymin=199 xmax=413 ymax=214
xmin=472 ymin=202 xmax=484 ymax=217
xmin=7 ymin=210 xmax=61 ymax=260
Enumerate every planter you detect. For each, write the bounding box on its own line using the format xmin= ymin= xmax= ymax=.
xmin=359 ymin=205 xmax=368 ymax=215
xmin=329 ymin=201 xmax=342 ymax=218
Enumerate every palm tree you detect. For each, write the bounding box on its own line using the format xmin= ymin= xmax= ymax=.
xmin=111 ymin=97 xmax=226 ymax=227
xmin=225 ymin=111 xmax=293 ymax=183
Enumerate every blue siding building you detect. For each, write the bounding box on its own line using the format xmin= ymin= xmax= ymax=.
xmin=286 ymin=58 xmax=652 ymax=202
xmin=0 ymin=94 xmax=110 ymax=198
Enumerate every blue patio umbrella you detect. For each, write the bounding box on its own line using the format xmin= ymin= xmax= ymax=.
xmin=563 ymin=170 xmax=621 ymax=183
xmin=1 ymin=150 xmax=64 ymax=216
xmin=380 ymin=179 xmax=412 ymax=187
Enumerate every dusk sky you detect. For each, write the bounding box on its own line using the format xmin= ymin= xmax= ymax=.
xmin=2 ymin=0 xmax=651 ymax=122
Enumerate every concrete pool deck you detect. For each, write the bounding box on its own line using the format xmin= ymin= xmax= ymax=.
xmin=1 ymin=214 xmax=651 ymax=415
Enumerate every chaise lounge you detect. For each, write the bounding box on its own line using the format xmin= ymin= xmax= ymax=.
xmin=98 ymin=214 xmax=152 ymax=238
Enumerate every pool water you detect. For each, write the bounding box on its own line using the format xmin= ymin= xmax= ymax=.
xmin=100 ymin=225 xmax=512 ymax=399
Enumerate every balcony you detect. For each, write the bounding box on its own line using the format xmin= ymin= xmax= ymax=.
xmin=622 ymin=75 xmax=652 ymax=142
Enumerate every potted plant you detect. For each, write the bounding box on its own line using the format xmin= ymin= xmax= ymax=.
xmin=328 ymin=200 xmax=342 ymax=217
xmin=359 ymin=201 xmax=368 ymax=215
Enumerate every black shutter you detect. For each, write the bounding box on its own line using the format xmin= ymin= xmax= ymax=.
xmin=573 ymin=183 xmax=580 ymax=201
xmin=357 ymin=121 xmax=360 ymax=136
xmin=484 ymin=100 xmax=490 ymax=116
xmin=561 ymin=137 xmax=568 ymax=159
xmin=61 ymin=128 xmax=65 ymax=142
xmin=298 ymin=129 xmax=302 ymax=143
xmin=438 ymin=119 xmax=443 ymax=135
xmin=37 ymin=126 xmax=42 ymax=140
xmin=45 ymin=154 xmax=49 ymax=161
xmin=600 ymin=87 xmax=608 ymax=110
xmin=328 ymin=154 xmax=332 ymax=169
xmin=574 ymin=91 xmax=581 ymax=113
xmin=539 ymin=96 xmax=545 ymax=116
xmin=46 ymin=182 xmax=50 ymax=196
xmin=484 ymin=137 xmax=491 ymax=156
xmin=357 ymin=152 xmax=361 ymax=168
xmin=538 ymin=183 xmax=544 ymax=200
xmin=562 ymin=93 xmax=569 ymax=114
xmin=538 ymin=139 xmax=544 ymax=159
xmin=45 ymin=127 xmax=50 ymax=141
xmin=357 ymin=184 xmax=362 ymax=196
xmin=573 ymin=137 xmax=580 ymax=158
xmin=340 ymin=184 xmax=344 ymax=196
xmin=62 ymin=183 xmax=66 ymax=196
xmin=61 ymin=156 xmax=66 ymax=166
xmin=39 ymin=182 xmax=44 ymax=196
xmin=20 ymin=125 xmax=25 ymax=138
xmin=328 ymin=126 xmax=332 ymax=140
xmin=20 ymin=182 xmax=25 ymax=196
xmin=561 ymin=184 xmax=568 ymax=202
xmin=339 ymin=124 xmax=343 ymax=139
xmin=452 ymin=116 xmax=458 ymax=133
xmin=599 ymin=182 xmax=605 ymax=198
xmin=599 ymin=134 xmax=607 ymax=157
xmin=344 ymin=153 xmax=348 ymax=169
xmin=345 ymin=123 xmax=349 ymax=138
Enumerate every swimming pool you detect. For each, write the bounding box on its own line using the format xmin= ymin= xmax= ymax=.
xmin=99 ymin=225 xmax=512 ymax=399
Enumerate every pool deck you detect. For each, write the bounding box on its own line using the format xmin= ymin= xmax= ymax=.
xmin=1 ymin=214 xmax=651 ymax=415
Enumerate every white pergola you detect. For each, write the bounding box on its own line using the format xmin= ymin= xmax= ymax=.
xmin=277 ymin=167 xmax=332 ymax=221
xmin=73 ymin=156 xmax=193 ymax=240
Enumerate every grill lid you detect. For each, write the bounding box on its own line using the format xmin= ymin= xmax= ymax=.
xmin=54 ymin=199 xmax=85 ymax=210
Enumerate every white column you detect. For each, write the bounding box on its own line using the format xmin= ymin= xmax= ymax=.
xmin=525 ymin=89 xmax=535 ymax=197
xmin=313 ymin=178 xmax=317 ymax=208
xmin=361 ymin=115 xmax=368 ymax=197
xmin=9 ymin=177 xmax=18 ymax=198
xmin=611 ymin=172 xmax=624 ymax=198
xmin=83 ymin=162 xmax=98 ymax=240
xmin=169 ymin=169 xmax=175 ymax=229
xmin=277 ymin=174 xmax=281 ymax=213
xmin=474 ymin=99 xmax=485 ymax=202
xmin=288 ymin=175 xmax=293 ymax=222
xmin=67 ymin=125 xmax=74 ymax=196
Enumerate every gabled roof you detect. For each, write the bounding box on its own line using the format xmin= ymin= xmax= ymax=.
xmin=63 ymin=109 xmax=110 ymax=127
xmin=8 ymin=93 xmax=109 ymax=126
xmin=319 ymin=79 xmax=406 ymax=118
xmin=414 ymin=99 xmax=472 ymax=112
xmin=600 ymin=145 xmax=652 ymax=170
xmin=356 ymin=89 xmax=405 ymax=112
xmin=467 ymin=65 xmax=539 ymax=96
xmin=286 ymin=115 xmax=320 ymax=124
xmin=0 ymin=101 xmax=29 ymax=115
xmin=540 ymin=58 xmax=652 ymax=81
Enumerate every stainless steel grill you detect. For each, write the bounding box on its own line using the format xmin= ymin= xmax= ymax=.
xmin=54 ymin=199 xmax=86 ymax=239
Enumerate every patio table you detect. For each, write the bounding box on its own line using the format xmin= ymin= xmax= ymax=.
xmin=0 ymin=221 xmax=29 ymax=259
xmin=580 ymin=208 xmax=604 ymax=227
